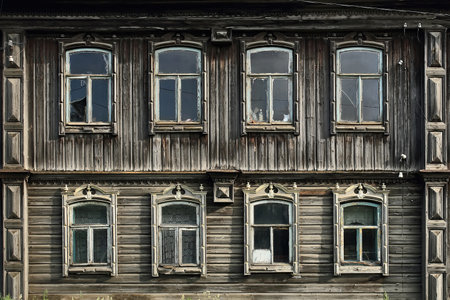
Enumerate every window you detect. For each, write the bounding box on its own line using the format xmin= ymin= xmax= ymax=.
xmin=151 ymin=184 xmax=206 ymax=277
xmin=330 ymin=36 xmax=389 ymax=134
xmin=59 ymin=35 xmax=117 ymax=135
xmin=149 ymin=39 xmax=207 ymax=134
xmin=240 ymin=35 xmax=300 ymax=135
xmin=243 ymin=183 xmax=299 ymax=275
xmin=333 ymin=183 xmax=389 ymax=275
xmin=62 ymin=185 xmax=118 ymax=276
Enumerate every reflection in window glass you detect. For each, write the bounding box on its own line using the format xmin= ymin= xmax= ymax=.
xmin=182 ymin=230 xmax=197 ymax=264
xmin=156 ymin=48 xmax=202 ymax=124
xmin=73 ymin=204 xmax=107 ymax=224
xmin=273 ymin=228 xmax=289 ymax=263
xmin=92 ymin=79 xmax=110 ymax=122
xmin=339 ymin=78 xmax=358 ymax=122
xmin=339 ymin=50 xmax=380 ymax=74
xmin=69 ymin=51 xmax=110 ymax=74
xmin=343 ymin=229 xmax=357 ymax=261
xmin=254 ymin=203 xmax=289 ymax=224
xmin=73 ymin=229 xmax=88 ymax=263
xmin=93 ymin=229 xmax=108 ymax=263
xmin=161 ymin=229 xmax=176 ymax=264
xmin=250 ymin=50 xmax=291 ymax=74
xmin=273 ymin=78 xmax=291 ymax=122
xmin=254 ymin=227 xmax=270 ymax=250
xmin=362 ymin=229 xmax=378 ymax=261
xmin=344 ymin=205 xmax=377 ymax=226
xmin=362 ymin=79 xmax=381 ymax=122
xmin=69 ymin=79 xmax=87 ymax=122
xmin=250 ymin=79 xmax=268 ymax=122
xmin=161 ymin=204 xmax=197 ymax=225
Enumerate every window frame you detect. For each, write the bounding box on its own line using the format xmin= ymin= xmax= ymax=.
xmin=333 ymin=183 xmax=389 ymax=276
xmin=330 ymin=35 xmax=390 ymax=134
xmin=59 ymin=34 xmax=118 ymax=135
xmin=149 ymin=37 xmax=208 ymax=134
xmin=62 ymin=184 xmax=118 ymax=276
xmin=243 ymin=183 xmax=299 ymax=275
xmin=151 ymin=184 xmax=207 ymax=277
xmin=240 ymin=34 xmax=301 ymax=135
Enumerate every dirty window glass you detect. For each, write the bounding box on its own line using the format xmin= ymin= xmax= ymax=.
xmin=73 ymin=229 xmax=88 ymax=263
xmin=161 ymin=204 xmax=197 ymax=225
xmin=73 ymin=204 xmax=107 ymax=224
xmin=254 ymin=202 xmax=289 ymax=224
xmin=69 ymin=51 xmax=110 ymax=74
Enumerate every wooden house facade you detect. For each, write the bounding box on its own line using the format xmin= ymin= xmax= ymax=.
xmin=1 ymin=0 xmax=450 ymax=298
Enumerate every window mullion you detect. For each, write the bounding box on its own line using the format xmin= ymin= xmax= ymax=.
xmin=358 ymin=228 xmax=362 ymax=262
xmin=176 ymin=76 xmax=181 ymax=123
xmin=270 ymin=226 xmax=274 ymax=264
xmin=87 ymin=76 xmax=92 ymax=123
xmin=269 ymin=75 xmax=273 ymax=123
xmin=358 ymin=76 xmax=362 ymax=123
xmin=177 ymin=227 xmax=181 ymax=266
xmin=88 ymin=226 xmax=93 ymax=264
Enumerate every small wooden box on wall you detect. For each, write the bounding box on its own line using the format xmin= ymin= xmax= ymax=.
xmin=208 ymin=170 xmax=238 ymax=203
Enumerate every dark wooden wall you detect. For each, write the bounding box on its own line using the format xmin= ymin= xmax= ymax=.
xmin=27 ymin=180 xmax=422 ymax=298
xmin=27 ymin=31 xmax=423 ymax=172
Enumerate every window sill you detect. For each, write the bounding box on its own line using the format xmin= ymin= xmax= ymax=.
xmin=68 ymin=265 xmax=113 ymax=275
xmin=60 ymin=123 xmax=116 ymax=135
xmin=245 ymin=124 xmax=296 ymax=134
xmin=158 ymin=265 xmax=202 ymax=275
xmin=151 ymin=123 xmax=206 ymax=134
xmin=249 ymin=263 xmax=294 ymax=273
xmin=338 ymin=264 xmax=384 ymax=274
xmin=334 ymin=123 xmax=386 ymax=134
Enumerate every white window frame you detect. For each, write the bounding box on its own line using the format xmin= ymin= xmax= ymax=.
xmin=59 ymin=35 xmax=118 ymax=135
xmin=62 ymin=184 xmax=118 ymax=276
xmin=333 ymin=183 xmax=389 ymax=276
xmin=243 ymin=183 xmax=299 ymax=275
xmin=151 ymin=184 xmax=207 ymax=277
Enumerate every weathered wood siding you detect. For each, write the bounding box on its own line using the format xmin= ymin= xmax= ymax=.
xmin=27 ymin=32 xmax=423 ymax=172
xmin=27 ymin=180 xmax=422 ymax=299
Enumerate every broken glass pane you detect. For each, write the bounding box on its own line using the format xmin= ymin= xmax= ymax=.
xmin=93 ymin=229 xmax=108 ymax=263
xmin=73 ymin=204 xmax=107 ymax=225
xmin=362 ymin=79 xmax=381 ymax=122
xmin=254 ymin=227 xmax=270 ymax=249
xmin=273 ymin=78 xmax=291 ymax=122
xmin=161 ymin=229 xmax=176 ymax=264
xmin=254 ymin=203 xmax=289 ymax=225
xmin=69 ymin=51 xmax=110 ymax=74
xmin=344 ymin=205 xmax=378 ymax=226
xmin=159 ymin=79 xmax=176 ymax=121
xmin=69 ymin=79 xmax=87 ymax=122
xmin=273 ymin=228 xmax=290 ymax=263
xmin=339 ymin=49 xmax=381 ymax=74
xmin=73 ymin=229 xmax=88 ymax=263
xmin=158 ymin=49 xmax=200 ymax=74
xmin=362 ymin=229 xmax=378 ymax=261
xmin=249 ymin=78 xmax=268 ymax=122
xmin=161 ymin=204 xmax=197 ymax=225
xmin=92 ymin=79 xmax=110 ymax=122
xmin=339 ymin=78 xmax=358 ymax=122
xmin=181 ymin=230 xmax=197 ymax=264
xmin=343 ymin=229 xmax=357 ymax=261
xmin=250 ymin=50 xmax=291 ymax=74
xmin=181 ymin=78 xmax=199 ymax=122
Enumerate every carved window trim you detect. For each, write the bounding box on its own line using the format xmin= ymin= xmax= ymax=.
xmin=58 ymin=34 xmax=118 ymax=135
xmin=332 ymin=183 xmax=389 ymax=276
xmin=240 ymin=33 xmax=301 ymax=135
xmin=243 ymin=183 xmax=299 ymax=275
xmin=330 ymin=33 xmax=390 ymax=134
xmin=148 ymin=35 xmax=208 ymax=134
xmin=151 ymin=184 xmax=207 ymax=277
xmin=62 ymin=184 xmax=118 ymax=276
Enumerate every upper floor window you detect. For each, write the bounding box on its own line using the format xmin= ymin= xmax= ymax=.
xmin=59 ymin=34 xmax=117 ymax=135
xmin=151 ymin=184 xmax=207 ymax=277
xmin=240 ymin=34 xmax=300 ymax=135
xmin=66 ymin=49 xmax=112 ymax=124
xmin=243 ymin=183 xmax=299 ymax=275
xmin=336 ymin=47 xmax=382 ymax=123
xmin=246 ymin=47 xmax=293 ymax=125
xmin=62 ymin=184 xmax=118 ymax=276
xmin=333 ymin=183 xmax=389 ymax=275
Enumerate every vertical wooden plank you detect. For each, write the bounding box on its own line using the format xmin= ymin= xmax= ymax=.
xmin=171 ymin=134 xmax=180 ymax=171
xmin=363 ymin=135 xmax=374 ymax=170
xmin=306 ymin=39 xmax=316 ymax=171
xmin=277 ymin=134 xmax=286 ymax=171
xmin=354 ymin=135 xmax=363 ymax=170
xmin=248 ymin=135 xmax=256 ymax=171
xmin=267 ymin=135 xmax=275 ymax=171
xmin=209 ymin=46 xmax=219 ymax=169
xmin=180 ymin=135 xmax=190 ymax=171
xmin=162 ymin=134 xmax=171 ymax=171
xmin=344 ymin=134 xmax=354 ymax=171
xmin=94 ymin=136 xmax=103 ymax=171
xmin=336 ymin=134 xmax=345 ymax=170
xmin=152 ymin=134 xmax=162 ymax=171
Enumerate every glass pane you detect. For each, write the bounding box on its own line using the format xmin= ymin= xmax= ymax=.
xmin=273 ymin=78 xmax=292 ymax=122
xmin=254 ymin=227 xmax=270 ymax=249
xmin=93 ymin=229 xmax=108 ymax=263
xmin=161 ymin=229 xmax=176 ymax=264
xmin=73 ymin=229 xmax=87 ymax=263
xmin=338 ymin=78 xmax=358 ymax=122
xmin=69 ymin=51 xmax=110 ymax=74
xmin=343 ymin=229 xmax=357 ymax=261
xmin=250 ymin=50 xmax=291 ymax=74
xmin=339 ymin=49 xmax=381 ymax=74
xmin=161 ymin=204 xmax=197 ymax=225
xmin=344 ymin=205 xmax=378 ymax=226
xmin=254 ymin=203 xmax=289 ymax=225
xmin=159 ymin=79 xmax=176 ymax=121
xmin=249 ymin=78 xmax=268 ymax=123
xmin=362 ymin=229 xmax=378 ymax=261
xmin=273 ymin=228 xmax=290 ymax=263
xmin=362 ymin=79 xmax=381 ymax=122
xmin=181 ymin=78 xmax=199 ymax=122
xmin=181 ymin=230 xmax=197 ymax=264
xmin=69 ymin=79 xmax=87 ymax=122
xmin=92 ymin=79 xmax=110 ymax=122
xmin=158 ymin=49 xmax=200 ymax=74
xmin=73 ymin=204 xmax=108 ymax=225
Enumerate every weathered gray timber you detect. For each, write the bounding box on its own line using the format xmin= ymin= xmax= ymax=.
xmin=27 ymin=32 xmax=424 ymax=173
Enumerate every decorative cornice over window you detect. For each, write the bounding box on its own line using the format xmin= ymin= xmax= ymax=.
xmin=62 ymin=184 xmax=118 ymax=276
